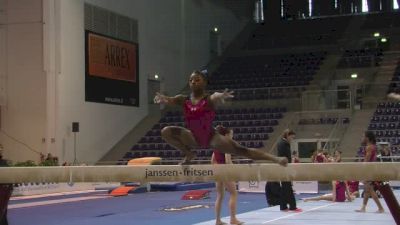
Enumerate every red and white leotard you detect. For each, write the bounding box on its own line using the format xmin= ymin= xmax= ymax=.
xmin=183 ymin=96 xmax=216 ymax=148
xmin=335 ymin=181 xmax=346 ymax=202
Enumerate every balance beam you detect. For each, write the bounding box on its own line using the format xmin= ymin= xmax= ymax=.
xmin=1 ymin=162 xmax=399 ymax=183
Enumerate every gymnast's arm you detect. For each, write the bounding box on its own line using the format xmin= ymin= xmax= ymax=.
xmin=345 ymin=182 xmax=353 ymax=202
xmin=210 ymin=89 xmax=234 ymax=106
xmin=153 ymin=92 xmax=187 ymax=106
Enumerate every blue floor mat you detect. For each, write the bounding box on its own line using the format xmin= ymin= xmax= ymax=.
xmin=8 ymin=190 xmax=268 ymax=225
xmin=8 ymin=189 xmax=312 ymax=225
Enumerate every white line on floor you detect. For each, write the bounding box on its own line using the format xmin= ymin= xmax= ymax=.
xmin=11 ymin=190 xmax=107 ymax=200
xmin=262 ymin=203 xmax=338 ymax=224
xmin=9 ymin=196 xmax=110 ymax=209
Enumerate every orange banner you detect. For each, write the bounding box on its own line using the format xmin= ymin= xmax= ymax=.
xmin=88 ymin=33 xmax=137 ymax=82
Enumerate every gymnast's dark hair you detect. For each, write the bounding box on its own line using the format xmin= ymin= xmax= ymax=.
xmin=364 ymin=131 xmax=376 ymax=144
xmin=192 ymin=70 xmax=208 ymax=80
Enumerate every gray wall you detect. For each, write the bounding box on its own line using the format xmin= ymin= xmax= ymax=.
xmin=0 ymin=0 xmax=249 ymax=164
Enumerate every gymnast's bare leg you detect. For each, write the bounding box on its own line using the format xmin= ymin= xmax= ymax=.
xmin=161 ymin=126 xmax=199 ymax=164
xmin=209 ymin=132 xmax=287 ymax=166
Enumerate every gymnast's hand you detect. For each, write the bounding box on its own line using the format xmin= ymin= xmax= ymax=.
xmin=153 ymin=92 xmax=168 ymax=104
xmin=211 ymin=89 xmax=234 ymax=104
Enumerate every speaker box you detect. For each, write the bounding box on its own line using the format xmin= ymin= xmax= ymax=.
xmin=72 ymin=122 xmax=79 ymax=133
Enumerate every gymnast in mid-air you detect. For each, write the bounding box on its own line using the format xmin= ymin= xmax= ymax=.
xmin=154 ymin=70 xmax=287 ymax=166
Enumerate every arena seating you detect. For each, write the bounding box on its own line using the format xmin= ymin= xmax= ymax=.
xmin=388 ymin=65 xmax=400 ymax=93
xmin=247 ymin=16 xmax=351 ymax=50
xmin=209 ymin=51 xmax=326 ymax=100
xmin=356 ymin=62 xmax=400 ymax=160
xmin=337 ymin=48 xmax=383 ymax=68
xmin=364 ymin=101 xmax=400 ymax=158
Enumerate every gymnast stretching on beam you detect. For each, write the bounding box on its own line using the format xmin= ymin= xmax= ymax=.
xmin=154 ymin=70 xmax=288 ymax=166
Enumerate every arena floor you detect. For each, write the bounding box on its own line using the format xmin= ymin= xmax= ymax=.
xmin=195 ymin=192 xmax=398 ymax=225
xmin=8 ymin=189 xmax=399 ymax=225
